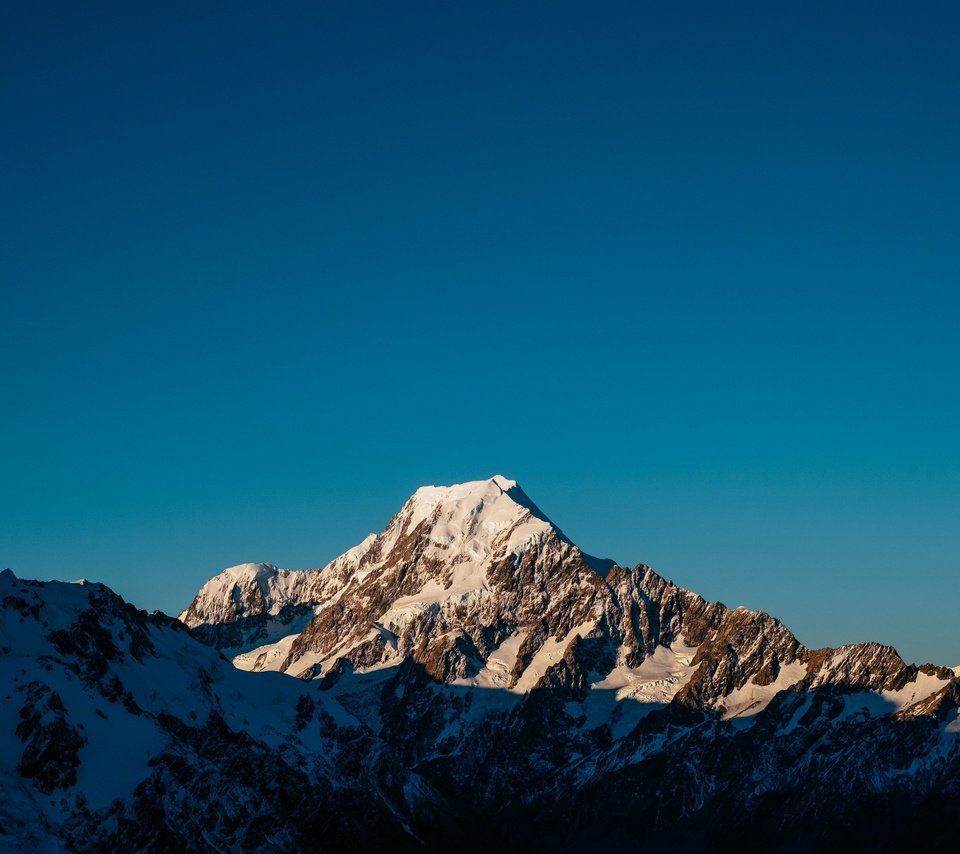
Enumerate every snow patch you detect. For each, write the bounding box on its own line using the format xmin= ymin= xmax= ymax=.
xmin=580 ymin=642 xmax=701 ymax=738
xmin=512 ymin=621 xmax=596 ymax=693
xmin=721 ymin=661 xmax=809 ymax=720
xmin=836 ymin=671 xmax=955 ymax=721
xmin=945 ymin=710 xmax=960 ymax=735
xmin=779 ymin=693 xmax=814 ymax=734
xmin=455 ymin=631 xmax=527 ymax=690
xmin=881 ymin=671 xmax=953 ymax=711
xmin=233 ymin=633 xmax=300 ymax=672
xmin=837 ymin=692 xmax=898 ymax=721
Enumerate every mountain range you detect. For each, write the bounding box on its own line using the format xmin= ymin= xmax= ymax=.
xmin=3 ymin=476 xmax=958 ymax=852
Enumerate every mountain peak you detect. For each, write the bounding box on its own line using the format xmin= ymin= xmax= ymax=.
xmin=400 ymin=475 xmax=561 ymax=557
xmin=181 ymin=475 xmax=626 ymax=679
xmin=221 ymin=562 xmax=279 ymax=581
xmin=408 ymin=475 xmax=522 ymax=509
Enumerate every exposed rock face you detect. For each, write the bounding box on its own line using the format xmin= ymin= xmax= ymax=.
xmin=3 ymin=479 xmax=959 ymax=851
xmin=15 ymin=682 xmax=86 ymax=795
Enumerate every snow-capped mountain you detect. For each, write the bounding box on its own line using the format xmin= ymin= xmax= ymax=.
xmin=184 ymin=476 xmax=613 ymax=684
xmin=181 ymin=476 xmax=955 ymax=716
xmin=4 ymin=476 xmax=959 ymax=851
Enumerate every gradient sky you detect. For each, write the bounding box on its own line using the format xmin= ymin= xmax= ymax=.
xmin=2 ymin=2 xmax=958 ymax=665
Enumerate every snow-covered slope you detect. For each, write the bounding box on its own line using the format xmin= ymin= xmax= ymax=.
xmin=0 ymin=569 xmax=402 ymax=852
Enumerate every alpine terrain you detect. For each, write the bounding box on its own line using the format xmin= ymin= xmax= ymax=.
xmin=3 ymin=477 xmax=959 ymax=852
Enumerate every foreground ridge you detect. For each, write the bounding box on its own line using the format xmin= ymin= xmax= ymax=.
xmin=3 ymin=477 xmax=959 ymax=851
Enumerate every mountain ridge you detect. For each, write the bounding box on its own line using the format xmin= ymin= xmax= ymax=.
xmin=180 ymin=476 xmax=954 ymax=710
xmin=3 ymin=476 xmax=958 ymax=851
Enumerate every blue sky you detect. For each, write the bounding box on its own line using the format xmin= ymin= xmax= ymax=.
xmin=2 ymin=2 xmax=958 ymax=664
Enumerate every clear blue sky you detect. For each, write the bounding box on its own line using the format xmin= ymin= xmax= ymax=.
xmin=2 ymin=2 xmax=958 ymax=665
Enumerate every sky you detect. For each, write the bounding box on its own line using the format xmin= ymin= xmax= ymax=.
xmin=2 ymin=2 xmax=958 ymax=665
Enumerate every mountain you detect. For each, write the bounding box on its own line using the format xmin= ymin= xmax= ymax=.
xmin=180 ymin=476 xmax=954 ymax=711
xmin=183 ymin=476 xmax=611 ymax=684
xmin=3 ymin=476 xmax=959 ymax=851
